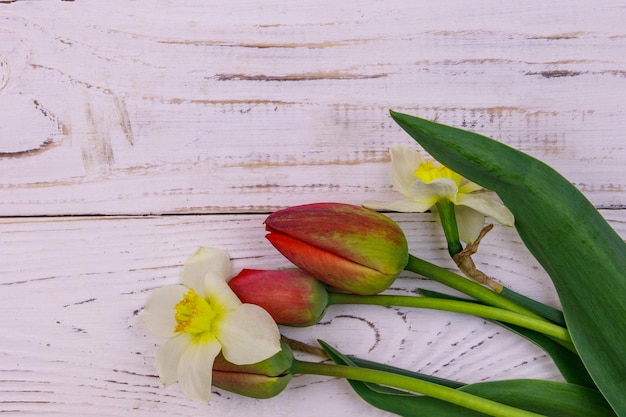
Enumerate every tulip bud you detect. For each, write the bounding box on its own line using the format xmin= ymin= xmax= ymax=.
xmin=212 ymin=341 xmax=294 ymax=399
xmin=229 ymin=269 xmax=329 ymax=326
xmin=265 ymin=203 xmax=409 ymax=295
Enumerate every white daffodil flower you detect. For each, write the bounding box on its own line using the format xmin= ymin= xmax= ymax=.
xmin=142 ymin=247 xmax=281 ymax=403
xmin=364 ymin=146 xmax=514 ymax=243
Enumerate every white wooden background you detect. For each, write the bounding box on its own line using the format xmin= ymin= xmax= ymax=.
xmin=1 ymin=1 xmax=625 ymax=416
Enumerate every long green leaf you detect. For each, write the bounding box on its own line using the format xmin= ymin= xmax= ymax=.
xmin=321 ymin=341 xmax=616 ymax=417
xmin=499 ymin=286 xmax=566 ymax=326
xmin=348 ymin=355 xmax=465 ymax=389
xmin=321 ymin=341 xmax=490 ymax=417
xmin=460 ymin=380 xmax=615 ymax=417
xmin=389 ymin=110 xmax=626 ymax=415
xmin=418 ymin=288 xmax=595 ymax=388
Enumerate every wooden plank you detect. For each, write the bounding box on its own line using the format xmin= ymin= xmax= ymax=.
xmin=1 ymin=1 xmax=624 ymax=415
xmin=1 ymin=1 xmax=625 ymax=215
xmin=1 ymin=211 xmax=624 ymax=415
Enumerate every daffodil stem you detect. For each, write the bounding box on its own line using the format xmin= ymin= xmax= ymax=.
xmin=327 ymin=293 xmax=571 ymax=343
xmin=290 ymin=360 xmax=546 ymax=417
xmin=436 ymin=199 xmax=464 ymax=257
xmin=448 ymin=224 xmax=564 ymax=326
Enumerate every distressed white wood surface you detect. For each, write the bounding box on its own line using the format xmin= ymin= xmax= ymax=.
xmin=1 ymin=1 xmax=625 ymax=416
xmin=1 ymin=0 xmax=625 ymax=215
xmin=3 ymin=212 xmax=624 ymax=416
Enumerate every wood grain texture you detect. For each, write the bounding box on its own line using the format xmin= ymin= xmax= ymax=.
xmin=3 ymin=212 xmax=623 ymax=416
xmin=1 ymin=1 xmax=625 ymax=215
xmin=1 ymin=1 xmax=625 ymax=416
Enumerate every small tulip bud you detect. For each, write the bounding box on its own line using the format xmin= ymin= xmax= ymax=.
xmin=265 ymin=203 xmax=409 ymax=295
xmin=212 ymin=341 xmax=294 ymax=399
xmin=229 ymin=269 xmax=329 ymax=326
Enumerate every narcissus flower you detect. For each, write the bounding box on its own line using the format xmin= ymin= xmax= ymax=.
xmin=363 ymin=146 xmax=514 ymax=243
xmin=265 ymin=203 xmax=409 ymax=295
xmin=229 ymin=269 xmax=329 ymax=326
xmin=212 ymin=341 xmax=294 ymax=399
xmin=141 ymin=247 xmax=281 ymax=403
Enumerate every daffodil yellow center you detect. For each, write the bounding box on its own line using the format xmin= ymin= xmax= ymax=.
xmin=174 ymin=288 xmax=216 ymax=335
xmin=415 ymin=161 xmax=462 ymax=186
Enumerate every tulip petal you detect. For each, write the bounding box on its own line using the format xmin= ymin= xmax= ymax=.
xmin=155 ymin=333 xmax=193 ymax=385
xmin=181 ymin=247 xmax=231 ymax=298
xmin=176 ymin=335 xmax=222 ymax=402
xmin=456 ymin=193 xmax=515 ymax=226
xmin=454 ymin=205 xmax=486 ymax=243
xmin=363 ymin=198 xmax=435 ymax=213
xmin=142 ymin=285 xmax=187 ymax=338
xmin=265 ymin=203 xmax=408 ymax=278
xmin=215 ymin=304 xmax=281 ymax=365
xmin=203 ymin=271 xmax=242 ymax=312
xmin=389 ymin=145 xmax=424 ymax=196
xmin=266 ymin=232 xmax=399 ymax=295
xmin=228 ymin=269 xmax=329 ymax=326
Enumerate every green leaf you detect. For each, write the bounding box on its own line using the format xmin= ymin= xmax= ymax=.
xmin=347 ymin=355 xmax=465 ymax=389
xmin=320 ymin=340 xmax=489 ymax=417
xmin=460 ymin=380 xmax=616 ymax=417
xmin=390 ymin=110 xmax=626 ymax=416
xmin=321 ymin=341 xmax=616 ymax=417
xmin=499 ymin=286 xmax=566 ymax=326
xmin=495 ymin=322 xmax=595 ymax=389
xmin=419 ymin=286 xmax=565 ymax=328
xmin=418 ymin=288 xmax=595 ymax=388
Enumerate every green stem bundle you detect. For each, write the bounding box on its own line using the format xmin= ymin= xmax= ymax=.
xmin=327 ymin=292 xmax=571 ymax=344
xmin=405 ymin=254 xmax=541 ymax=319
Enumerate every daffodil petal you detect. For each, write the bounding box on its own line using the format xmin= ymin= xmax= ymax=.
xmin=390 ymin=145 xmax=424 ymax=197
xmin=410 ymin=177 xmax=458 ymax=204
xmin=456 ymin=193 xmax=515 ymax=226
xmin=363 ymin=199 xmax=435 ymax=213
xmin=203 ymin=271 xmax=242 ymax=312
xmin=176 ymin=335 xmax=221 ymax=402
xmin=155 ymin=333 xmax=193 ymax=385
xmin=459 ymin=180 xmax=483 ymax=194
xmin=455 ymin=206 xmax=486 ymax=243
xmin=215 ymin=304 xmax=281 ymax=365
xmin=181 ymin=247 xmax=231 ymax=297
xmin=142 ymin=285 xmax=187 ymax=338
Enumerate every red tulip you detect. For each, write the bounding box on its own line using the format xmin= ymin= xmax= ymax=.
xmin=229 ymin=268 xmax=329 ymax=326
xmin=265 ymin=203 xmax=408 ymax=295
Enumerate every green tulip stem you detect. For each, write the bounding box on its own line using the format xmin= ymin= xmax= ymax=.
xmin=435 ymin=199 xmax=463 ymax=257
xmin=291 ymin=359 xmax=547 ymax=417
xmin=498 ymin=287 xmax=566 ymax=326
xmin=405 ymin=254 xmax=542 ymax=320
xmin=327 ymin=293 xmax=572 ymax=344
xmin=404 ymin=254 xmax=575 ymax=351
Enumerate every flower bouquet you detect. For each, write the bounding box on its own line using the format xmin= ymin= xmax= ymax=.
xmin=141 ymin=111 xmax=625 ymax=417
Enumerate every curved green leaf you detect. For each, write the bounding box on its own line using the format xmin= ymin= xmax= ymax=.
xmin=390 ymin=110 xmax=626 ymax=416
xmin=348 ymin=355 xmax=465 ymax=389
xmin=499 ymin=286 xmax=565 ymax=326
xmin=495 ymin=322 xmax=595 ymax=389
xmin=321 ymin=341 xmax=616 ymax=417
xmin=418 ymin=288 xmax=595 ymax=388
xmin=460 ymin=380 xmax=615 ymax=417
